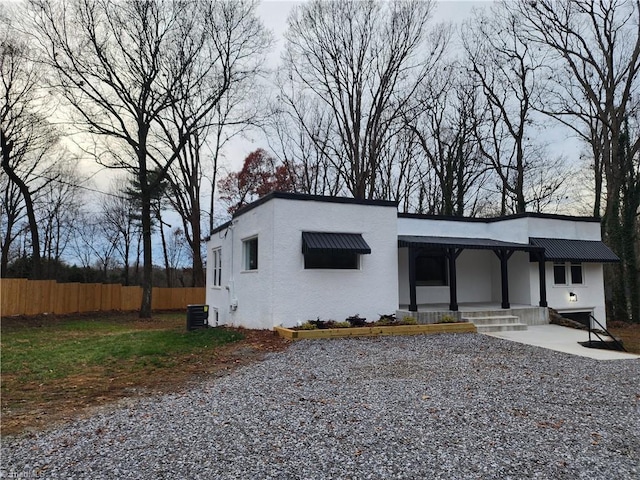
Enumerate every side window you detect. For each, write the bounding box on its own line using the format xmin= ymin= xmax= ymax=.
xmin=553 ymin=262 xmax=583 ymax=285
xmin=243 ymin=236 xmax=258 ymax=271
xmin=211 ymin=248 xmax=222 ymax=287
xmin=553 ymin=262 xmax=566 ymax=285
xmin=570 ymin=263 xmax=583 ymax=284
xmin=416 ymin=253 xmax=448 ymax=286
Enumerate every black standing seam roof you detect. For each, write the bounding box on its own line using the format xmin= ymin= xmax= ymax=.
xmin=397 ymin=235 xmax=541 ymax=252
xmin=302 ymin=232 xmax=371 ymax=254
xmin=529 ymin=237 xmax=619 ymax=263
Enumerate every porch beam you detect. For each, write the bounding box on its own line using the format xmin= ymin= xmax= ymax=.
xmin=447 ymin=248 xmax=460 ymax=311
xmin=537 ymin=254 xmax=548 ymax=307
xmin=408 ymin=247 xmax=418 ymax=312
xmin=494 ymin=249 xmax=514 ymax=309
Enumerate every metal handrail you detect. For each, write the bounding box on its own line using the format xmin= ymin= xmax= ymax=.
xmin=588 ymin=314 xmax=627 ymax=352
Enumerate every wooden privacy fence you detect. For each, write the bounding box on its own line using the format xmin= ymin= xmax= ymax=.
xmin=0 ymin=278 xmax=205 ymax=316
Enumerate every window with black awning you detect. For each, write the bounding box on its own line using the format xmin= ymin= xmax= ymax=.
xmin=301 ymin=232 xmax=371 ymax=269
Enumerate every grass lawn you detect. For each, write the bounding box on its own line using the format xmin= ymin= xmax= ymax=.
xmin=1 ymin=313 xmax=287 ymax=436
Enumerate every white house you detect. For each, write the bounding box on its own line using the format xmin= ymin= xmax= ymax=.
xmin=206 ymin=192 xmax=618 ymax=330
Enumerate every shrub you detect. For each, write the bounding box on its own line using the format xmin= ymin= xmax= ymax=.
xmin=334 ymin=321 xmax=352 ymax=328
xmin=299 ymin=321 xmax=318 ymax=330
xmin=437 ymin=315 xmax=458 ymax=324
xmin=398 ymin=316 xmax=418 ymax=325
xmin=376 ymin=314 xmax=396 ymax=326
xmin=346 ymin=314 xmax=367 ymax=327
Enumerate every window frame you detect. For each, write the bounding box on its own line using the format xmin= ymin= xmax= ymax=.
xmin=242 ymin=236 xmax=258 ymax=271
xmin=211 ymin=247 xmax=222 ymax=287
xmin=553 ymin=261 xmax=584 ymax=286
xmin=570 ymin=263 xmax=583 ymax=285
xmin=553 ymin=262 xmax=567 ymax=285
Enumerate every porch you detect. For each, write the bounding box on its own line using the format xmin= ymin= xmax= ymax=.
xmin=397 ymin=303 xmax=549 ymax=330
xmin=398 ymin=236 xmax=547 ymax=314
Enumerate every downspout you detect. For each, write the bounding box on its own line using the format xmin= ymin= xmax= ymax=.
xmin=226 ymin=220 xmax=238 ymax=312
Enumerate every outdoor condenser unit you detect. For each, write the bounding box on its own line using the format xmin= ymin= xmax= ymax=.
xmin=186 ymin=304 xmax=209 ymax=330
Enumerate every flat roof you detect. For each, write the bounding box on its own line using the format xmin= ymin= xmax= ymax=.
xmin=398 ymin=212 xmax=601 ymax=223
xmin=233 ymin=192 xmax=397 ymax=218
xmin=398 ymin=235 xmax=542 ymax=252
xmin=209 ymin=192 xmax=398 ymax=236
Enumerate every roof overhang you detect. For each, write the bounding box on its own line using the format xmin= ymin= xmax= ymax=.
xmin=529 ymin=237 xmax=619 ymax=263
xmin=302 ymin=232 xmax=372 ymax=254
xmin=398 ymin=235 xmax=541 ymax=253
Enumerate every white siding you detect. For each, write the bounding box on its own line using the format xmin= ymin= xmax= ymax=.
xmin=207 ymin=198 xmax=610 ymax=329
xmin=546 ymin=262 xmax=607 ymax=325
xmin=207 ymin=197 xmax=398 ymax=329
xmin=270 ymin=198 xmax=398 ymax=327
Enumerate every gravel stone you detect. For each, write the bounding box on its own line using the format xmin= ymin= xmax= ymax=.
xmin=2 ymin=334 xmax=639 ymax=479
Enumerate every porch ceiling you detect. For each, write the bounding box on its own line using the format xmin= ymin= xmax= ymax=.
xmin=398 ymin=235 xmax=541 ymax=253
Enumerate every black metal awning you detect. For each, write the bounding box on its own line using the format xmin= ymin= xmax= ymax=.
xmin=529 ymin=237 xmax=619 ymax=263
xmin=398 ymin=235 xmax=541 ymax=252
xmin=302 ymin=232 xmax=371 ymax=254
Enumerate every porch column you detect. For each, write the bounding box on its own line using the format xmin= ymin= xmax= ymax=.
xmin=447 ymin=248 xmax=463 ymax=311
xmin=494 ymin=249 xmax=514 ymax=309
xmin=408 ymin=247 xmax=418 ymax=312
xmin=537 ymin=254 xmax=548 ymax=307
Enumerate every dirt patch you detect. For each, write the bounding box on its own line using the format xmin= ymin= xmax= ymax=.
xmin=607 ymin=322 xmax=640 ymax=354
xmin=1 ymin=310 xmax=183 ymax=330
xmin=1 ymin=325 xmax=289 ymax=437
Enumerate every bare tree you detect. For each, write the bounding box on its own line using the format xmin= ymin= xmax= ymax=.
xmin=0 ymin=171 xmax=24 ymax=275
xmin=405 ymin=63 xmax=491 ymax=216
xmin=162 ymin=1 xmax=270 ymax=286
xmin=37 ymin=160 xmax=82 ymax=279
xmin=29 ymin=0 xmax=271 ymax=316
xmin=373 ymin=128 xmax=424 ymax=211
xmin=281 ymin=0 xmax=448 ymax=199
xmin=1 ymin=5 xmax=60 ymax=279
xmin=518 ymin=0 xmax=640 ymax=321
xmin=166 ymin=227 xmax=186 ymax=287
xmin=72 ymin=210 xmax=119 ymax=282
xmin=101 ymin=179 xmax=139 ymax=286
xmin=463 ymin=3 xmax=563 ymax=214
xmin=267 ymin=94 xmax=345 ymax=197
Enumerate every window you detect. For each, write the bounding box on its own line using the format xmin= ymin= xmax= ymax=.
xmin=553 ymin=262 xmax=566 ymax=285
xmin=243 ymin=237 xmax=258 ymax=270
xmin=211 ymin=248 xmax=222 ymax=287
xmin=301 ymin=231 xmax=370 ymax=270
xmin=304 ymin=250 xmax=359 ymax=269
xmin=416 ymin=253 xmax=448 ymax=286
xmin=570 ymin=263 xmax=583 ymax=284
xmin=553 ymin=262 xmax=583 ymax=285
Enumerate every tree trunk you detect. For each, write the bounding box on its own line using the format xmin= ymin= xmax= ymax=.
xmin=158 ymin=210 xmax=172 ymax=288
xmin=0 ymin=198 xmax=16 ymax=276
xmin=123 ymin=238 xmax=131 ymax=286
xmin=140 ymin=194 xmax=153 ymax=318
xmin=1 ymin=131 xmax=42 ymax=279
xmin=139 ymin=155 xmax=153 ymax=317
xmin=190 ymin=203 xmax=205 ymax=287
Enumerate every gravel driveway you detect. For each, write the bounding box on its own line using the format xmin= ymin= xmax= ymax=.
xmin=2 ymin=334 xmax=639 ymax=479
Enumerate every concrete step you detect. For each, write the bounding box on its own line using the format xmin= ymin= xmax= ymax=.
xmin=462 ymin=315 xmax=528 ymax=333
xmin=475 ymin=323 xmax=528 ymax=333
xmin=462 ymin=315 xmax=521 ymax=326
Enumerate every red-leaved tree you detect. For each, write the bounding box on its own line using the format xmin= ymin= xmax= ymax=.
xmin=218 ymin=149 xmax=296 ymax=214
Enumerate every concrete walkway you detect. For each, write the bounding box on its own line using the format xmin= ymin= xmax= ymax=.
xmin=484 ymin=324 xmax=640 ymax=360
